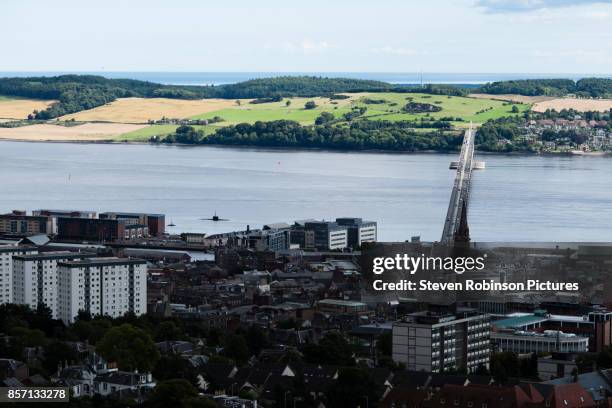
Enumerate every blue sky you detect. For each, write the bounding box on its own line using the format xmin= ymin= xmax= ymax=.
xmin=1 ymin=0 xmax=611 ymax=73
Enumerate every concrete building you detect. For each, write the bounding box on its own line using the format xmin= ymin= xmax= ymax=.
xmin=316 ymin=299 xmax=371 ymax=316
xmin=32 ymin=210 xmax=96 ymax=234
xmin=57 ymin=257 xmax=147 ymax=324
xmin=303 ymin=221 xmax=348 ymax=250
xmin=57 ymin=218 xmax=127 ymax=242
xmin=335 ymin=218 xmax=377 ymax=248
xmin=99 ymin=212 xmax=165 ymax=237
xmin=392 ymin=309 xmax=491 ymax=373
xmin=246 ymin=224 xmax=291 ymax=252
xmin=181 ymin=232 xmax=207 ymax=244
xmin=0 ymin=211 xmax=54 ymax=235
xmin=493 ymin=309 xmax=612 ymax=352
xmin=492 ymin=330 xmax=589 ymax=354
xmin=538 ymin=354 xmax=581 ymax=380
xmin=0 ymin=246 xmax=37 ymax=305
xmin=12 ymin=252 xmax=95 ymax=318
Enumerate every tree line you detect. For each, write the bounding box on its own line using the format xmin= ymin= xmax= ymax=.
xmin=0 ymin=75 xmax=474 ymax=120
xmin=478 ymin=77 xmax=612 ymax=98
xmin=154 ymin=120 xmax=463 ymax=152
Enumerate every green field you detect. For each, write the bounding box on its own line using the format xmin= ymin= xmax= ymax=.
xmin=192 ymin=92 xmax=529 ymax=127
xmin=116 ymin=124 xmax=218 ymax=141
xmin=117 ymin=92 xmax=530 ymax=141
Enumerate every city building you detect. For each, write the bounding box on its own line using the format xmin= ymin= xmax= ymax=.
xmin=493 ymin=309 xmax=612 ymax=352
xmin=392 ymin=308 xmax=491 ymax=373
xmin=57 ymin=218 xmax=128 ymax=242
xmin=246 ymin=223 xmax=291 ymax=251
xmin=0 ymin=211 xmax=54 ymax=235
xmin=12 ymin=252 xmax=96 ymax=318
xmin=99 ymin=212 xmax=165 ymax=236
xmin=335 ymin=217 xmax=377 ymax=247
xmin=33 ymin=209 xmax=97 ymax=219
xmin=181 ymin=232 xmax=207 ymax=244
xmin=0 ymin=246 xmax=37 ymax=304
xmin=492 ymin=330 xmax=589 ymax=354
xmin=32 ymin=210 xmax=96 ymax=234
xmin=57 ymin=257 xmax=147 ymax=324
xmin=538 ymin=354 xmax=581 ymax=380
xmin=303 ymin=221 xmax=348 ymax=250
xmin=316 ymin=299 xmax=372 ymax=316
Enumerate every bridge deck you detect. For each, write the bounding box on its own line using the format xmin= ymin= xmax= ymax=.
xmin=440 ymin=124 xmax=475 ymax=244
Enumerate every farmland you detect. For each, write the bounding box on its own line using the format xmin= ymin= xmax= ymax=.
xmin=532 ymin=97 xmax=612 ymax=113
xmin=0 ymin=92 xmax=529 ymax=142
xmin=60 ymin=97 xmax=238 ymax=123
xmin=0 ymin=96 xmax=56 ymax=120
xmin=0 ymin=123 xmax=147 ymax=142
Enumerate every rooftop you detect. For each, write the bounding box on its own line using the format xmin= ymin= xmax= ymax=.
xmin=58 ymin=257 xmax=147 ymax=267
xmin=317 ymin=299 xmax=366 ymax=307
xmin=13 ymin=251 xmax=95 ymax=261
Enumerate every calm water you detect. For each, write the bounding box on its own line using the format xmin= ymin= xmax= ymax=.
xmin=1 ymin=141 xmax=611 ymax=242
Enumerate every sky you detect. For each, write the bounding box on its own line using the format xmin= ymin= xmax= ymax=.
xmin=1 ymin=0 xmax=611 ymax=73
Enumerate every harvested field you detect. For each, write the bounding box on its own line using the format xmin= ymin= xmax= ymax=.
xmin=0 ymin=96 xmax=56 ymax=119
xmin=0 ymin=123 xmax=148 ymax=141
xmin=532 ymin=97 xmax=612 ymax=113
xmin=60 ymin=97 xmax=239 ymax=123
xmin=469 ymin=93 xmax=554 ymax=104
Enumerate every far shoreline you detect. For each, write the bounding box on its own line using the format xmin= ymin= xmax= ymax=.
xmin=1 ymin=137 xmax=610 ymax=157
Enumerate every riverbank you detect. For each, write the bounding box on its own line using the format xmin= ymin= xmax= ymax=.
xmin=1 ymin=136 xmax=610 ymax=157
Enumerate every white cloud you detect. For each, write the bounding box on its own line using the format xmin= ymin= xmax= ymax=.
xmin=476 ymin=0 xmax=612 ymax=13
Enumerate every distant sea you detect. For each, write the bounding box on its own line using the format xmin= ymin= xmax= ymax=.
xmin=0 ymin=72 xmax=609 ymax=86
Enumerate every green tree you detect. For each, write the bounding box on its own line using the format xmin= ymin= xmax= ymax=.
xmin=95 ymin=323 xmax=160 ymax=372
xmin=326 ymin=368 xmax=381 ymax=408
xmin=302 ymin=332 xmax=354 ymax=366
xmin=315 ymin=111 xmax=334 ymax=125
xmin=221 ymin=334 xmax=250 ymax=365
xmin=155 ymin=321 xmax=184 ymax=341
xmin=304 ymin=101 xmax=317 ymax=110
xmin=148 ymin=379 xmax=216 ymax=408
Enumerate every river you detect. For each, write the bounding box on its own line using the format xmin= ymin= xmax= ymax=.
xmin=1 ymin=141 xmax=611 ymax=242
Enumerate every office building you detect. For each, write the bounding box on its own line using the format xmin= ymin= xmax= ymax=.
xmin=303 ymin=221 xmax=348 ymax=250
xmin=392 ymin=309 xmax=491 ymax=373
xmin=493 ymin=309 xmax=612 ymax=352
xmin=335 ymin=218 xmax=377 ymax=247
xmin=99 ymin=212 xmax=165 ymax=236
xmin=57 ymin=257 xmax=147 ymax=324
xmin=0 ymin=246 xmax=37 ymax=304
xmin=12 ymin=252 xmax=95 ymax=318
xmin=0 ymin=211 xmax=54 ymax=235
xmin=32 ymin=210 xmax=97 ymax=234
xmin=492 ymin=330 xmax=589 ymax=354
xmin=57 ymin=218 xmax=129 ymax=242
xmin=246 ymin=223 xmax=291 ymax=251
xmin=316 ymin=299 xmax=372 ymax=317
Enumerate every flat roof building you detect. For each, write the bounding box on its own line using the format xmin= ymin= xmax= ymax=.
xmin=99 ymin=212 xmax=165 ymax=237
xmin=12 ymin=251 xmax=96 ymax=318
xmin=0 ymin=212 xmax=54 ymax=236
xmin=492 ymin=330 xmax=589 ymax=354
xmin=393 ymin=309 xmax=491 ymax=373
xmin=0 ymin=246 xmax=37 ymax=305
xmin=57 ymin=257 xmax=147 ymax=324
